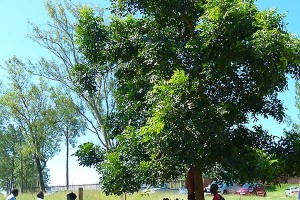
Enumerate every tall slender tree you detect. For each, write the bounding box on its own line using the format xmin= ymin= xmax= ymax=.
xmin=52 ymin=89 xmax=86 ymax=190
xmin=28 ymin=0 xmax=116 ymax=150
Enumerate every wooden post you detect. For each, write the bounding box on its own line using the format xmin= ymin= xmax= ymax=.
xmin=79 ymin=187 xmax=83 ymax=200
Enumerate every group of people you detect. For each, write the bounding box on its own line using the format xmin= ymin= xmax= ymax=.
xmin=6 ymin=189 xmax=77 ymax=200
xmin=6 ymin=184 xmax=223 ymax=200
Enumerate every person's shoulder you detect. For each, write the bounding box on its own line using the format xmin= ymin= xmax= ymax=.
xmin=212 ymin=194 xmax=219 ymax=200
xmin=6 ymin=195 xmax=16 ymax=200
xmin=213 ymin=194 xmax=225 ymax=200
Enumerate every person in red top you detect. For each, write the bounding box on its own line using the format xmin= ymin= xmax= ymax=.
xmin=210 ymin=184 xmax=225 ymax=200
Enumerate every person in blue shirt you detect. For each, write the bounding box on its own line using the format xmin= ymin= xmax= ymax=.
xmin=6 ymin=189 xmax=19 ymax=200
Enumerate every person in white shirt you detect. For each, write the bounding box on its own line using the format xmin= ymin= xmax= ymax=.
xmin=6 ymin=189 xmax=19 ymax=200
xmin=37 ymin=191 xmax=44 ymax=200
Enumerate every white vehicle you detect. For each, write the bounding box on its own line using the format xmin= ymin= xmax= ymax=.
xmin=204 ymin=180 xmax=238 ymax=195
xmin=142 ymin=184 xmax=171 ymax=194
xmin=285 ymin=186 xmax=299 ymax=197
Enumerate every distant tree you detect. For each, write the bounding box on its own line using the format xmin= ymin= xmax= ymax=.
xmin=73 ymin=0 xmax=300 ymax=199
xmin=0 ymin=124 xmax=20 ymax=192
xmin=275 ymin=82 xmax=300 ymax=179
xmin=0 ymin=122 xmax=47 ymax=192
xmin=52 ymin=89 xmax=86 ymax=190
xmin=0 ymin=57 xmax=62 ymax=192
xmin=28 ymin=0 xmax=116 ymax=150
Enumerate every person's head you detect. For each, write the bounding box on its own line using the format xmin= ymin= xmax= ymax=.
xmin=37 ymin=191 xmax=44 ymax=199
xmin=67 ymin=192 xmax=77 ymax=200
xmin=210 ymin=184 xmax=218 ymax=195
xmin=11 ymin=189 xmax=19 ymax=197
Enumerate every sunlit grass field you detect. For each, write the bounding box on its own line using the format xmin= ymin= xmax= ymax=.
xmin=0 ymin=184 xmax=298 ymax=200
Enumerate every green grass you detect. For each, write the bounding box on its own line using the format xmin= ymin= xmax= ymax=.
xmin=1 ymin=184 xmax=298 ymax=200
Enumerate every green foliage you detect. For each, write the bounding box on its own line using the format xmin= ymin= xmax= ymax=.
xmin=52 ymin=89 xmax=86 ymax=148
xmin=29 ymin=1 xmax=116 ymax=150
xmin=74 ymin=142 xmax=105 ymax=168
xmin=0 ymin=57 xmax=64 ymax=191
xmin=275 ymin=82 xmax=300 ymax=178
xmin=75 ymin=6 xmax=108 ymax=65
xmin=99 ymin=150 xmax=142 ymax=195
xmin=72 ymin=0 xmax=300 ymax=197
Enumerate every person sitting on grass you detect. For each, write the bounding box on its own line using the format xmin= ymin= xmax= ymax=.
xmin=37 ymin=191 xmax=44 ymax=200
xmin=66 ymin=192 xmax=77 ymax=200
xmin=210 ymin=184 xmax=225 ymax=200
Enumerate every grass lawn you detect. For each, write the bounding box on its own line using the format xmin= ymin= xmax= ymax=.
xmin=0 ymin=184 xmax=298 ymax=200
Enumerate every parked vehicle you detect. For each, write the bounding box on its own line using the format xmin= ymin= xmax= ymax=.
xmin=285 ymin=186 xmax=299 ymax=197
xmin=45 ymin=188 xmax=58 ymax=195
xmin=142 ymin=184 xmax=172 ymax=193
xmin=236 ymin=183 xmax=266 ymax=196
xmin=178 ymin=186 xmax=188 ymax=194
xmin=204 ymin=180 xmax=239 ymax=195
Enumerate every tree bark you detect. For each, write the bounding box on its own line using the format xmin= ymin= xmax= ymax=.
xmin=10 ymin=156 xmax=15 ymax=192
xmin=66 ymin=128 xmax=69 ymax=190
xmin=182 ymin=14 xmax=195 ymax=39
xmin=186 ymin=166 xmax=195 ymax=200
xmin=186 ymin=165 xmax=205 ymax=200
xmin=193 ymin=164 xmax=205 ymax=200
xmin=35 ymin=154 xmax=45 ymax=192
xmin=66 ymin=132 xmax=69 ymax=190
xmin=20 ymin=152 xmax=24 ymax=192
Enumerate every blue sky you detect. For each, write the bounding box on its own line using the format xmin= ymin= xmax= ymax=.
xmin=0 ymin=0 xmax=300 ymax=186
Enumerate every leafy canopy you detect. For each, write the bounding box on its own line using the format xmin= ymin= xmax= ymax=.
xmin=73 ymin=0 xmax=300 ymax=195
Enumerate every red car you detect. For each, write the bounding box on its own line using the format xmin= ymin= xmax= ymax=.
xmin=236 ymin=183 xmax=267 ymax=196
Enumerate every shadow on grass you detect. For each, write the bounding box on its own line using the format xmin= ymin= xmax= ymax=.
xmin=266 ymin=185 xmax=278 ymax=192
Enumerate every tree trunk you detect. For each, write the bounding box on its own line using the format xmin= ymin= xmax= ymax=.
xmin=186 ymin=166 xmax=195 ymax=200
xmin=186 ymin=165 xmax=205 ymax=200
xmin=21 ymin=152 xmax=24 ymax=192
xmin=193 ymin=164 xmax=204 ymax=200
xmin=11 ymin=156 xmax=15 ymax=192
xmin=66 ymin=133 xmax=69 ymax=190
xmin=35 ymin=154 xmax=45 ymax=192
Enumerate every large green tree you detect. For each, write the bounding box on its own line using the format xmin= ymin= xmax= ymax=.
xmin=73 ymin=0 xmax=300 ymax=199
